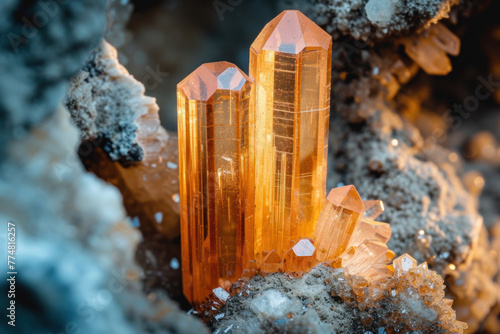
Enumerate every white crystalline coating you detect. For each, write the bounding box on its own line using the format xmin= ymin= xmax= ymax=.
xmin=214 ymin=313 xmax=225 ymax=321
xmin=213 ymin=287 xmax=230 ymax=302
xmin=250 ymin=289 xmax=291 ymax=318
xmin=365 ymin=0 xmax=399 ymax=28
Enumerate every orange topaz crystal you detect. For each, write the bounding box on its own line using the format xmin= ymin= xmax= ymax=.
xmin=177 ymin=62 xmax=255 ymax=306
xmin=250 ymin=10 xmax=332 ymax=258
xmin=313 ymin=185 xmax=365 ymax=261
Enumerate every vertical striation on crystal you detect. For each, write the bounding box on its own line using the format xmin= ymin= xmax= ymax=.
xmin=348 ymin=218 xmax=391 ymax=248
xmin=313 ymin=185 xmax=365 ymax=262
xmin=340 ymin=241 xmax=389 ymax=276
xmin=177 ymin=62 xmax=255 ymax=306
xmin=250 ymin=10 xmax=332 ymax=258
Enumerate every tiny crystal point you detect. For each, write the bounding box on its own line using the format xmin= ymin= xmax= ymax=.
xmin=213 ymin=287 xmax=230 ymax=303
xmin=393 ymin=254 xmax=417 ymax=276
xmin=363 ymin=200 xmax=385 ymax=220
xmin=401 ymin=23 xmax=460 ymax=76
xmin=429 ymin=23 xmax=460 ymax=56
xmin=385 ymin=249 xmax=396 ymax=263
xmin=313 ymin=185 xmax=365 ymax=262
xmin=262 ymin=250 xmax=283 ymax=273
xmin=327 ymin=185 xmax=365 ymax=213
xmin=283 ymin=239 xmax=318 ymax=273
xmin=292 ymin=238 xmax=315 ymax=257
xmin=443 ymin=298 xmax=454 ymax=307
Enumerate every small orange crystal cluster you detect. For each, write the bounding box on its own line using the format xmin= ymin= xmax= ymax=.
xmin=255 ymin=185 xmax=394 ymax=282
xmin=401 ymin=23 xmax=460 ymax=75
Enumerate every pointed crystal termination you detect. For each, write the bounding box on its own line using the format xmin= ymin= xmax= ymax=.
xmin=250 ymin=10 xmax=332 ymax=258
xmin=393 ymin=253 xmax=417 ymax=277
xmin=283 ymin=238 xmax=317 ymax=273
xmin=313 ymin=185 xmax=365 ymax=262
xmin=261 ymin=250 xmax=283 ymax=273
xmin=401 ymin=23 xmax=460 ymax=76
xmin=177 ymin=62 xmax=255 ymax=306
xmin=363 ymin=200 xmax=385 ymax=220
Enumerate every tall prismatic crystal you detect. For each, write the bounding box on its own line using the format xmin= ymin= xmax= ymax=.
xmin=250 ymin=10 xmax=332 ymax=257
xmin=177 ymin=62 xmax=255 ymax=306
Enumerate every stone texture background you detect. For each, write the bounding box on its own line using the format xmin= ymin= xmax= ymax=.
xmin=1 ymin=0 xmax=499 ymax=333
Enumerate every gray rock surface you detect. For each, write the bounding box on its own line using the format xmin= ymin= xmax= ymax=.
xmin=0 ymin=1 xmax=206 ymax=333
xmin=0 ymin=105 xmax=207 ymax=334
xmin=329 ymin=103 xmax=481 ymax=272
xmin=65 ymin=41 xmax=152 ymax=162
xmin=280 ymin=0 xmax=456 ymax=40
xmin=212 ymin=264 xmax=465 ymax=333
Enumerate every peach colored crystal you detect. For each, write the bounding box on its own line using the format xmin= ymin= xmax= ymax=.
xmin=401 ymin=23 xmax=460 ymax=75
xmin=348 ymin=218 xmax=391 ymax=248
xmin=250 ymin=10 xmax=332 ymax=259
xmin=177 ymin=62 xmax=255 ymax=306
xmin=313 ymin=185 xmax=365 ymax=261
xmin=393 ymin=253 xmax=418 ymax=277
xmin=363 ymin=200 xmax=385 ymax=220
xmin=283 ymin=238 xmax=317 ymax=272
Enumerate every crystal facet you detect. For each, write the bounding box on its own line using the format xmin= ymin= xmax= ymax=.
xmin=313 ymin=185 xmax=365 ymax=261
xmin=283 ymin=238 xmax=317 ymax=272
xmin=393 ymin=253 xmax=418 ymax=276
xmin=261 ymin=250 xmax=283 ymax=273
xmin=401 ymin=23 xmax=460 ymax=76
xmin=348 ymin=218 xmax=391 ymax=248
xmin=177 ymin=62 xmax=255 ymax=306
xmin=363 ymin=200 xmax=385 ymax=220
xmin=251 ymin=10 xmax=332 ymax=258
xmin=292 ymin=238 xmax=315 ymax=257
xmin=340 ymin=241 xmax=389 ymax=276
